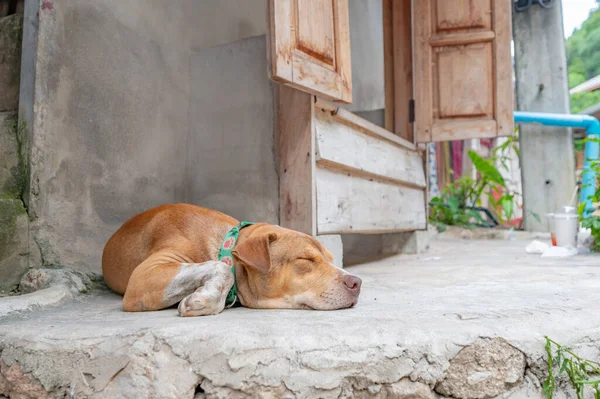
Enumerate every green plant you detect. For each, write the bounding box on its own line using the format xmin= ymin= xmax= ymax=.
xmin=577 ymin=139 xmax=600 ymax=251
xmin=429 ymin=176 xmax=487 ymax=231
xmin=543 ymin=337 xmax=600 ymax=399
xmin=429 ymin=133 xmax=530 ymax=231
xmin=575 ymin=138 xmax=586 ymax=153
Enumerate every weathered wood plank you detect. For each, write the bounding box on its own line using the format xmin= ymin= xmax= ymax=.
xmin=316 ymin=167 xmax=427 ymax=234
xmin=314 ymin=108 xmax=426 ymax=188
xmin=315 ymin=97 xmax=416 ymax=150
xmin=277 ymin=86 xmax=316 ymax=235
xmin=429 ymin=31 xmax=495 ymax=47
xmin=392 ymin=0 xmax=414 ymax=143
xmin=334 ymin=0 xmax=353 ymax=103
xmin=431 ymin=119 xmax=497 ymax=142
xmin=267 ymin=0 xmax=293 ymax=82
xmin=413 ymin=0 xmax=433 ymax=142
xmin=382 ymin=0 xmax=395 ymax=132
xmin=493 ymin=0 xmax=514 ymax=137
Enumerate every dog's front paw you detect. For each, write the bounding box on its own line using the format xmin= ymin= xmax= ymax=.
xmin=177 ymin=290 xmax=225 ymax=317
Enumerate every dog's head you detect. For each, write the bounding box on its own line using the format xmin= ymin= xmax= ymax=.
xmin=233 ymin=224 xmax=362 ymax=310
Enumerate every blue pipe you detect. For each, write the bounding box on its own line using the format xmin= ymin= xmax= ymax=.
xmin=514 ymin=111 xmax=600 ymax=213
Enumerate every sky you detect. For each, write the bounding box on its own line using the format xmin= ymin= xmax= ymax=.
xmin=563 ymin=0 xmax=598 ymax=37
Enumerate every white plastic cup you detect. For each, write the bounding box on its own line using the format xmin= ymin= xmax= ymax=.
xmin=554 ymin=214 xmax=578 ymax=248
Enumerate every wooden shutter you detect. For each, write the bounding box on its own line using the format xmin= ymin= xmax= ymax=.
xmin=413 ymin=0 xmax=513 ymax=142
xmin=267 ymin=0 xmax=352 ymax=103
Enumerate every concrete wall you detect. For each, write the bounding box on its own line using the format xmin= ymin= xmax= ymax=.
xmin=184 ymin=0 xmax=267 ymax=51
xmin=342 ymin=0 xmax=386 ymax=114
xmin=28 ymin=1 xmax=277 ymax=273
xmin=185 ymin=36 xmax=278 ymax=224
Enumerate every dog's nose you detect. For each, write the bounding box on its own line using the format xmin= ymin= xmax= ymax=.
xmin=343 ymin=274 xmax=362 ymax=291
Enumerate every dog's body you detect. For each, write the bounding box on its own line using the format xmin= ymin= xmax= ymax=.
xmin=102 ymin=204 xmax=361 ymax=316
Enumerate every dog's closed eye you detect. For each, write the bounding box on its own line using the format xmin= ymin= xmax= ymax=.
xmin=294 ymin=259 xmax=314 ymax=274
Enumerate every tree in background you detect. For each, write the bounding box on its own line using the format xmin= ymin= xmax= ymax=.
xmin=567 ymin=1 xmax=600 ymax=113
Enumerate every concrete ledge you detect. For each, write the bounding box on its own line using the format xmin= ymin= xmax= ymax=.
xmin=438 ymin=226 xmax=551 ymax=241
xmin=343 ymin=229 xmax=435 ymax=266
xmin=0 ymin=285 xmax=71 ymax=318
xmin=0 ymin=268 xmax=100 ymax=317
xmin=1 ymin=237 xmax=599 ymax=398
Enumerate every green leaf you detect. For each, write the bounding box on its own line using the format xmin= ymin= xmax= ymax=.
xmin=468 ymin=150 xmax=506 ymax=186
xmin=560 ymin=358 xmax=570 ymax=375
xmin=526 ymin=210 xmax=541 ymax=223
xmin=447 ymin=196 xmax=460 ymax=213
xmin=543 ymin=379 xmax=553 ymax=399
xmin=501 ymin=196 xmax=514 ymax=220
xmin=578 ymin=202 xmax=587 ymax=218
xmin=469 ymin=210 xmax=486 ymax=224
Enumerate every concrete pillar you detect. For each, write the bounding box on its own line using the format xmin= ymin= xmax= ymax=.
xmin=513 ymin=1 xmax=575 ymax=231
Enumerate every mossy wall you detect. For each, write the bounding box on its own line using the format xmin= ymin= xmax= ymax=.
xmin=0 ymin=12 xmax=29 ymax=294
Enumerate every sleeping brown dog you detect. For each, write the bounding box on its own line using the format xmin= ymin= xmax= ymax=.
xmin=102 ymin=203 xmax=362 ymax=316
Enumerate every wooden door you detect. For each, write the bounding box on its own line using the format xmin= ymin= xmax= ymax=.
xmin=267 ymin=0 xmax=353 ymax=103
xmin=413 ymin=0 xmax=514 ymax=142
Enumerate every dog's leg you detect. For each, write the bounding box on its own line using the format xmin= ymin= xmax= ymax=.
xmin=122 ymin=253 xmax=233 ymax=316
xmin=175 ymin=261 xmax=233 ymax=317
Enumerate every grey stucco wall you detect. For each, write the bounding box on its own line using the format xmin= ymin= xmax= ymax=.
xmin=342 ymin=0 xmax=385 ymax=113
xmin=184 ymin=0 xmax=267 ymax=51
xmin=185 ymin=36 xmax=278 ymax=224
xmin=30 ymin=0 xmax=192 ymax=271
xmin=28 ymin=1 xmax=277 ymax=273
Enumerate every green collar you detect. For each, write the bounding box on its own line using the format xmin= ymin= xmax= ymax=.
xmin=218 ymin=221 xmax=254 ymax=307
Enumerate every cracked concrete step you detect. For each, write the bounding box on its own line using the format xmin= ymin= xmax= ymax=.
xmin=1 ymin=237 xmax=599 ymax=398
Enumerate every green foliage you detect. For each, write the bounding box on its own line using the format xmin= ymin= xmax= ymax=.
xmin=543 ymin=337 xmax=600 ymax=399
xmin=578 ymin=139 xmax=600 ymax=251
xmin=429 ymin=177 xmax=487 ymax=232
xmin=429 ymin=133 xmax=532 ymax=231
xmin=567 ymin=5 xmax=600 ymax=113
xmin=468 ymin=150 xmax=505 ymax=186
xmin=567 ymin=6 xmax=600 ymax=88
xmin=571 ymin=91 xmax=600 ymax=114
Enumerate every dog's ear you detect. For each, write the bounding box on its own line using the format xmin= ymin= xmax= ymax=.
xmin=232 ymin=233 xmax=277 ymax=273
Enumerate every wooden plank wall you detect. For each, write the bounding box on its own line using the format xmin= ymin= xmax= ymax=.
xmin=314 ymin=100 xmax=427 ymax=234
